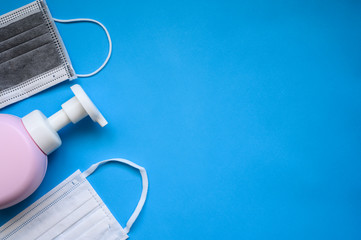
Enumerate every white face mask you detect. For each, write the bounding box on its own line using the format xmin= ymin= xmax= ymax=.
xmin=0 ymin=159 xmax=148 ymax=240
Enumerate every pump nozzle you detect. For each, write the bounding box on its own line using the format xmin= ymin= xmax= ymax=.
xmin=22 ymin=85 xmax=107 ymax=154
xmin=48 ymin=85 xmax=107 ymax=131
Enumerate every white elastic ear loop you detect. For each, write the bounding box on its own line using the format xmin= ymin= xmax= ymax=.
xmin=53 ymin=18 xmax=112 ymax=78
xmin=83 ymin=158 xmax=148 ymax=234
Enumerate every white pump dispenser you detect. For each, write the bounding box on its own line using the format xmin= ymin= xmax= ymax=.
xmin=22 ymin=84 xmax=107 ymax=154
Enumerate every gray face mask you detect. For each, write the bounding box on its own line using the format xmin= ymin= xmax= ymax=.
xmin=0 ymin=0 xmax=111 ymax=109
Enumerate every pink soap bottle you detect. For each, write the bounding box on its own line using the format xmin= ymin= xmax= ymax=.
xmin=0 ymin=85 xmax=107 ymax=209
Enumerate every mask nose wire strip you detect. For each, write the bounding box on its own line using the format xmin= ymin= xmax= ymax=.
xmin=53 ymin=18 xmax=112 ymax=78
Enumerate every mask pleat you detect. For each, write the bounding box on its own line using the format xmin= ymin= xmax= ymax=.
xmin=0 ymin=13 xmax=44 ymax=42
xmin=54 ymin=207 xmax=109 ymax=239
xmin=0 ymin=171 xmax=83 ymax=240
xmin=36 ymin=195 xmax=99 ymax=240
xmin=0 ymin=23 xmax=48 ymax=54
xmin=18 ymin=182 xmax=91 ymax=240
xmin=0 ymin=33 xmax=52 ymax=65
xmin=0 ymin=41 xmax=62 ymax=92
xmin=75 ymin=215 xmax=126 ymax=240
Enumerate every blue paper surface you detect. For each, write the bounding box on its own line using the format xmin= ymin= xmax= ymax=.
xmin=1 ymin=0 xmax=361 ymax=239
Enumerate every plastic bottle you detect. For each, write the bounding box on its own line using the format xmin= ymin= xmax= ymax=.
xmin=0 ymin=85 xmax=107 ymax=209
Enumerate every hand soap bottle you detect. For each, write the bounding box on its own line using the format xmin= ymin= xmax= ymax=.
xmin=0 ymin=84 xmax=107 ymax=209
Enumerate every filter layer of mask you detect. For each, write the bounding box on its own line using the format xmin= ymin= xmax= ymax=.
xmin=0 ymin=0 xmax=76 ymax=109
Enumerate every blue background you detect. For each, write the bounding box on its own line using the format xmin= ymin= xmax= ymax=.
xmin=1 ymin=0 xmax=361 ymax=239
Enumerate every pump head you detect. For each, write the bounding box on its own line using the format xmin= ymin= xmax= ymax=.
xmin=22 ymin=84 xmax=107 ymax=154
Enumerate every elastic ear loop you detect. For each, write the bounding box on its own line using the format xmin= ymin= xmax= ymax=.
xmin=53 ymin=18 xmax=112 ymax=78
xmin=82 ymin=158 xmax=149 ymax=234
